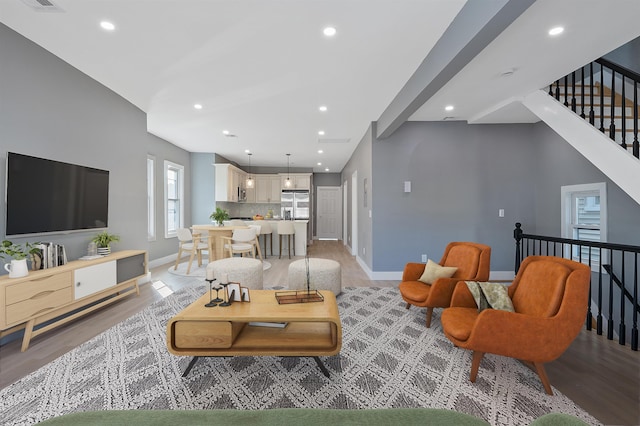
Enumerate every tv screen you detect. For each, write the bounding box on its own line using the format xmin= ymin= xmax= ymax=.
xmin=5 ymin=152 xmax=109 ymax=236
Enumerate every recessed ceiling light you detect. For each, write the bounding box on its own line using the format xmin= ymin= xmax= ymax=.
xmin=325 ymin=168 xmax=330 ymax=172
xmin=548 ymin=26 xmax=564 ymax=36
xmin=445 ymin=105 xmax=454 ymax=111
xmin=222 ymin=130 xmax=230 ymax=135
xmin=244 ymin=149 xmax=250 ymax=153
xmin=317 ymin=162 xmax=322 ymax=166
xmin=194 ymin=104 xmax=203 ymax=110
xmin=100 ymin=21 xmax=115 ymax=31
xmin=318 ymin=150 xmax=323 ymax=154
xmin=318 ymin=130 xmax=325 ymax=136
xmin=319 ymin=105 xmax=327 ymax=112
xmin=323 ymin=27 xmax=337 ymax=37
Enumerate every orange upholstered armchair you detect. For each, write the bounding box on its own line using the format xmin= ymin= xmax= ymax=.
xmin=399 ymin=242 xmax=491 ymax=327
xmin=441 ymin=256 xmax=590 ymax=395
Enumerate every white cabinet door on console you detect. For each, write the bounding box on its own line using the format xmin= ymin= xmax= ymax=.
xmin=74 ymin=261 xmax=117 ymax=299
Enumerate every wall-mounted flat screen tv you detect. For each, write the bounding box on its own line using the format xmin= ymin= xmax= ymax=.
xmin=5 ymin=152 xmax=110 ymax=237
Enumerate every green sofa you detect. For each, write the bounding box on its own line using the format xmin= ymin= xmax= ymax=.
xmin=37 ymin=408 xmax=589 ymax=425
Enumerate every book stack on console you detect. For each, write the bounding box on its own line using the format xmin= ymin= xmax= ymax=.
xmin=32 ymin=243 xmax=67 ymax=269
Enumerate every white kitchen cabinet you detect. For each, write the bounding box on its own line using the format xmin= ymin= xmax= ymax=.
xmin=280 ymin=173 xmax=311 ymax=190
xmin=215 ymin=164 xmax=247 ymax=202
xmin=256 ymin=175 xmax=281 ymax=203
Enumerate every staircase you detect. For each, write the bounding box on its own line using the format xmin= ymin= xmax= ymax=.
xmin=549 ymin=58 xmax=640 ymax=159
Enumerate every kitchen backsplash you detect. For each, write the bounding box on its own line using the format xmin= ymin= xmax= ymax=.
xmin=216 ymin=202 xmax=282 ymax=219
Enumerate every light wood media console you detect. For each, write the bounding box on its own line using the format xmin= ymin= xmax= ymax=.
xmin=0 ymin=250 xmax=147 ymax=351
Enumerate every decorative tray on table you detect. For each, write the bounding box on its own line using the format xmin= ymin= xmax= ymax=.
xmin=275 ymin=290 xmax=324 ymax=304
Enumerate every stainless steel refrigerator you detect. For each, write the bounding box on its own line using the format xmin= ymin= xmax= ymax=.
xmin=281 ymin=190 xmax=310 ymax=220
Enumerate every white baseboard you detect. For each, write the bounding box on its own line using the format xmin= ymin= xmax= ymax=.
xmin=148 ymin=253 xmax=178 ymax=270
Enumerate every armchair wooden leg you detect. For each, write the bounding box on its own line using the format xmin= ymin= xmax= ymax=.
xmin=405 ymin=302 xmax=411 ymax=310
xmin=533 ymin=362 xmax=554 ymax=395
xmin=425 ymin=307 xmax=434 ymax=328
xmin=470 ymin=351 xmax=484 ymax=383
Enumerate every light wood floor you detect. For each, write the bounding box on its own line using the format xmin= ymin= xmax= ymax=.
xmin=0 ymin=240 xmax=638 ymax=425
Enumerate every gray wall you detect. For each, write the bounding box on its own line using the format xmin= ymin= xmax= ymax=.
xmin=341 ymin=124 xmax=374 ymax=266
xmin=603 ymin=36 xmax=640 ymax=74
xmin=191 ymin=152 xmax=216 ymax=225
xmin=531 ymin=123 xmax=640 ymax=244
xmin=146 ymin=135 xmax=192 ymax=261
xmin=342 ymin=118 xmax=640 ymax=275
xmin=0 ymin=23 xmax=189 ymax=268
xmin=371 ymin=121 xmax=537 ymax=272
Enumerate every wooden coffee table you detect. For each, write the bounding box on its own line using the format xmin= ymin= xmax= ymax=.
xmin=166 ymin=289 xmax=342 ymax=377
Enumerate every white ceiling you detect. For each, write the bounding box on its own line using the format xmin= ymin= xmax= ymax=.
xmin=2 ymin=0 xmax=640 ymax=173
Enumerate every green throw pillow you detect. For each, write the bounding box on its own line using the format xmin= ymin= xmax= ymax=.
xmin=465 ymin=281 xmax=514 ymax=312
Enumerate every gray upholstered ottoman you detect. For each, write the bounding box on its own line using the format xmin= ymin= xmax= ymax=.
xmin=206 ymin=257 xmax=263 ymax=290
xmin=288 ymin=258 xmax=342 ymax=295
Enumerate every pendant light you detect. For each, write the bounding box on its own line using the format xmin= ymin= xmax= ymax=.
xmin=284 ymin=153 xmax=292 ymax=188
xmin=246 ymin=153 xmax=253 ymax=188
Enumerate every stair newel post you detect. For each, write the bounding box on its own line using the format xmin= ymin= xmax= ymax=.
xmin=571 ymin=71 xmax=577 ymax=112
xmin=580 ymin=66 xmax=586 ymax=118
xmin=514 ymin=223 xmax=523 ymax=274
xmin=563 ymin=75 xmax=569 ymax=107
xmin=621 ymin=76 xmax=627 ymax=149
xmin=600 ymin=63 xmax=605 ymax=133
xmin=609 ymin=70 xmax=616 ymax=141
xmin=633 ymin=80 xmax=639 ymax=159
xmin=589 ymin=62 xmax=595 ymax=125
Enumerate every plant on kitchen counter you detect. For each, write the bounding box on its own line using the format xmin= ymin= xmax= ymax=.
xmin=210 ymin=207 xmax=230 ymax=226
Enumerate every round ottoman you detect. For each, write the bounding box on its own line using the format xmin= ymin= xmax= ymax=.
xmin=206 ymin=257 xmax=263 ymax=290
xmin=288 ymin=258 xmax=342 ymax=296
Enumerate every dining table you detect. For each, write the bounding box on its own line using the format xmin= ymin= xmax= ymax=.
xmin=191 ymin=224 xmax=262 ymax=261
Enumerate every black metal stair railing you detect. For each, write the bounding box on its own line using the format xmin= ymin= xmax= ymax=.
xmin=514 ymin=223 xmax=639 ymax=351
xmin=548 ymin=57 xmax=640 ymax=159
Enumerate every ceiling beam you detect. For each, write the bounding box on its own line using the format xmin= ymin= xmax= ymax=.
xmin=376 ymin=0 xmax=537 ymax=140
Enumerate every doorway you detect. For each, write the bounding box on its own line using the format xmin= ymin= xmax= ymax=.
xmin=316 ymin=186 xmax=342 ymax=239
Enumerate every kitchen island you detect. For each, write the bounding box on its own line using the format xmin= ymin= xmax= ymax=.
xmin=192 ymin=220 xmax=308 ymax=259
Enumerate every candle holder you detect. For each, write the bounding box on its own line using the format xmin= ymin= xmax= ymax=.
xmin=219 ymin=282 xmax=232 ymax=307
xmin=212 ymin=285 xmax=223 ymax=303
xmin=204 ymin=278 xmax=218 ymax=307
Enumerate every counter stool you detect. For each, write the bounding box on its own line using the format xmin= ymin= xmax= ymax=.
xmin=278 ymin=221 xmax=295 ymax=259
xmin=288 ymin=258 xmax=342 ymax=296
xmin=206 ymin=257 xmax=263 ymax=290
xmin=258 ymin=221 xmax=273 ymax=257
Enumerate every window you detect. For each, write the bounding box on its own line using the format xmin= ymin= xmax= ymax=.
xmin=147 ymin=155 xmax=156 ymax=241
xmin=164 ymin=160 xmax=184 ymax=238
xmin=561 ymin=182 xmax=607 ymax=269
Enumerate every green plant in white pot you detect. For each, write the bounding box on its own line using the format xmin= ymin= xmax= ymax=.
xmin=91 ymin=231 xmax=120 ymax=256
xmin=0 ymin=240 xmax=38 ymax=278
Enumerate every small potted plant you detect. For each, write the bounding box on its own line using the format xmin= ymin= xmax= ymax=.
xmin=210 ymin=207 xmax=230 ymax=226
xmin=1 ymin=240 xmax=39 ymax=278
xmin=91 ymin=231 xmax=120 ymax=256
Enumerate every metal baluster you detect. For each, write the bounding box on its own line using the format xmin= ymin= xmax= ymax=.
xmin=586 ymin=246 xmax=593 ymax=330
xmin=589 ymin=62 xmax=595 ymax=125
xmin=619 ymin=251 xmax=626 ymax=345
xmin=555 ymin=80 xmax=560 ymax=100
xmin=610 ymin=70 xmax=616 ymax=141
xmin=580 ymin=66 xmax=586 ymax=118
xmin=571 ymin=71 xmax=577 ymax=112
xmin=608 ymin=249 xmax=615 ymax=340
xmin=597 ymin=247 xmax=603 ymax=335
xmin=600 ymin=63 xmax=605 ymax=132
xmin=564 ymin=75 xmax=569 ymax=107
xmin=632 ymin=253 xmax=638 ymax=351
xmin=634 ymin=80 xmax=639 ymax=158
xmin=621 ymin=75 xmax=627 ymax=150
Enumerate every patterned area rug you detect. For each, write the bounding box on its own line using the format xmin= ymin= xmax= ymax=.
xmin=0 ymin=286 xmax=599 ymax=426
